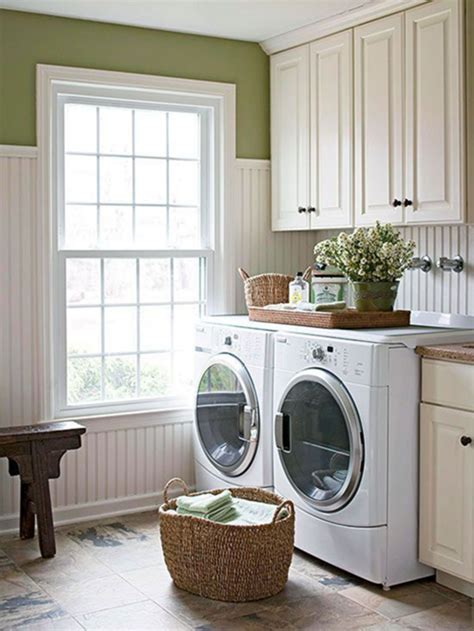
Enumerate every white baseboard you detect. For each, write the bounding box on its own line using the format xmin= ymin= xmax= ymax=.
xmin=0 ymin=487 xmax=195 ymax=535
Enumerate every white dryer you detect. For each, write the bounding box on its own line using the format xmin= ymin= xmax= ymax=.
xmin=272 ymin=325 xmax=474 ymax=588
xmin=193 ymin=320 xmax=273 ymax=491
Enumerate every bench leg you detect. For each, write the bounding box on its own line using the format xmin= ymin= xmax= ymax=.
xmin=31 ymin=442 xmax=56 ymax=558
xmin=20 ymin=481 xmax=35 ymax=540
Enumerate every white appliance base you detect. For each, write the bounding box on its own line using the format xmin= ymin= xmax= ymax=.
xmin=294 ymin=504 xmax=433 ymax=587
xmin=195 ymin=460 xmax=273 ymax=492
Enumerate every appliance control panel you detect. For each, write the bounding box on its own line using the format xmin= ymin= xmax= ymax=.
xmin=275 ymin=333 xmax=389 ymax=386
xmin=204 ymin=325 xmax=272 ymax=367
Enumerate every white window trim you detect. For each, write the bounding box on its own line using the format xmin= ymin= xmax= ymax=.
xmin=37 ymin=64 xmax=236 ymax=421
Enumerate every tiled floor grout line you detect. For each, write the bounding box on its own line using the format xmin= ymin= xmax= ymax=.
xmin=117 ymin=572 xmax=194 ymax=629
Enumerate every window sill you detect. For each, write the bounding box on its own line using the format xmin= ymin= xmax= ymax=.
xmin=41 ymin=405 xmax=194 ymax=433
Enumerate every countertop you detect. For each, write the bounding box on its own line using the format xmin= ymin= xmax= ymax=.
xmin=416 ymin=343 xmax=474 ymax=365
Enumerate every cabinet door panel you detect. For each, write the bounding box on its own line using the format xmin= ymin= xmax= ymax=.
xmin=271 ymin=46 xmax=310 ymax=231
xmin=405 ymin=0 xmax=463 ymax=224
xmin=310 ymin=31 xmax=352 ymax=229
xmin=420 ymin=403 xmax=473 ymax=581
xmin=355 ymin=15 xmax=404 ymax=225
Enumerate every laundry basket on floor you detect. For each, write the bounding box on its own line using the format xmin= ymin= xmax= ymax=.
xmin=159 ymin=478 xmax=295 ymax=602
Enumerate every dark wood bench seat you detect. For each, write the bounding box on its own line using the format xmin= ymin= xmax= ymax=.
xmin=0 ymin=421 xmax=86 ymax=558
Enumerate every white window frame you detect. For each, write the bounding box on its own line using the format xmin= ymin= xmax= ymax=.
xmin=37 ymin=64 xmax=236 ymax=420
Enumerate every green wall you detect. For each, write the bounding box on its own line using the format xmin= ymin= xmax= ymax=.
xmin=0 ymin=9 xmax=269 ymax=158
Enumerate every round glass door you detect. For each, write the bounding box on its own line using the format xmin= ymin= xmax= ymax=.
xmin=196 ymin=354 xmax=259 ymax=476
xmin=276 ymin=369 xmax=363 ymax=512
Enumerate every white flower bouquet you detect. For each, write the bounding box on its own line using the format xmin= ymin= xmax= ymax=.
xmin=313 ymin=223 xmax=416 ymax=311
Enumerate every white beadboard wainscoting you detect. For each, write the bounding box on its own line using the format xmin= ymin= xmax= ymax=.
xmin=1 ymin=149 xmax=473 ymax=532
xmin=0 ymin=414 xmax=194 ymax=532
xmin=396 ymin=226 xmax=474 ymax=315
xmin=234 ymin=159 xmax=318 ymax=312
xmin=0 ymin=149 xmax=195 ymax=533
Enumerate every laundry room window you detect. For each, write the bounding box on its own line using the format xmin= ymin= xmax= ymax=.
xmin=45 ymin=69 xmax=232 ymax=418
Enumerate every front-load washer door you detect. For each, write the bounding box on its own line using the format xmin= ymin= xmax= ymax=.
xmin=195 ymin=353 xmax=259 ymax=477
xmin=275 ymin=368 xmax=364 ymax=512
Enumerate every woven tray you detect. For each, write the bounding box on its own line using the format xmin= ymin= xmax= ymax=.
xmin=248 ymin=306 xmax=411 ymax=329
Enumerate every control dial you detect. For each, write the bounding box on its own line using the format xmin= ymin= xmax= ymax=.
xmin=312 ymin=345 xmax=326 ymax=361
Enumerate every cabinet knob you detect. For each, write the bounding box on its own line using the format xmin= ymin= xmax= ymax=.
xmin=460 ymin=435 xmax=472 ymax=447
xmin=392 ymin=199 xmax=402 ymax=207
xmin=307 ymin=207 xmax=316 ymax=213
xmin=297 ymin=206 xmax=307 ymax=214
xmin=403 ymin=198 xmax=413 ymax=207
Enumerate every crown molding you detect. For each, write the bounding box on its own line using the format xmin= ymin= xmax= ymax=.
xmin=260 ymin=0 xmax=429 ymax=55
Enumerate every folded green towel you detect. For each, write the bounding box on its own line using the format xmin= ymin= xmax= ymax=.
xmin=172 ymin=492 xmax=290 ymax=526
xmin=176 ymin=489 xmax=232 ymax=514
xmin=226 ymin=498 xmax=288 ymax=526
xmin=177 ymin=503 xmax=238 ymax=523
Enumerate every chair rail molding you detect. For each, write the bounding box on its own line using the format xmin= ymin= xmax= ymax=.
xmin=260 ymin=0 xmax=429 ymax=55
xmin=0 ymin=145 xmax=38 ymax=158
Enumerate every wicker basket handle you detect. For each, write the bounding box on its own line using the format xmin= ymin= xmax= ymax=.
xmin=272 ymin=499 xmax=294 ymax=524
xmin=163 ymin=478 xmax=189 ymax=504
xmin=238 ymin=268 xmax=250 ymax=281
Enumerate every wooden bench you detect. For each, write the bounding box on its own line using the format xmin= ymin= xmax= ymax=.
xmin=0 ymin=421 xmax=86 ymax=558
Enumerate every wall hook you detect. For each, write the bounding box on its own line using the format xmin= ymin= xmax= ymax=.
xmin=437 ymin=255 xmax=464 ymax=273
xmin=409 ymin=255 xmax=432 ymax=273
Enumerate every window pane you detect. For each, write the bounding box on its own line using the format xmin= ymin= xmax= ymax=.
xmin=140 ymin=306 xmax=171 ymax=351
xmin=169 ymin=160 xmax=199 ymax=206
xmin=174 ymin=304 xmax=199 ymax=351
xmin=140 ymin=353 xmax=171 ymax=397
xmin=135 ymin=158 xmax=166 ymax=204
xmin=104 ymin=259 xmax=136 ymax=304
xmin=65 ymin=155 xmax=97 ymax=203
xmin=174 ymin=258 xmax=200 ymax=302
xmin=140 ymin=259 xmax=171 ymax=303
xmin=65 ymin=104 xmax=97 ymax=154
xmin=104 ymin=307 xmax=137 ymax=353
xmin=135 ymin=110 xmax=166 ymax=157
xmin=169 ymin=207 xmax=199 ymax=248
xmin=68 ymin=357 xmax=102 ymax=404
xmin=169 ymin=112 xmax=199 ymax=159
xmin=105 ymin=355 xmax=137 ymax=400
xmin=100 ymin=205 xmax=133 ymax=247
xmin=135 ymin=206 xmax=167 ymax=248
xmin=67 ymin=259 xmax=101 ymax=305
xmin=100 ymin=157 xmax=133 ymax=203
xmin=174 ymin=351 xmax=194 ymax=394
xmin=65 ymin=204 xmax=97 ymax=248
xmin=67 ymin=307 xmax=101 ymax=355
xmin=99 ymin=107 xmax=132 ymax=155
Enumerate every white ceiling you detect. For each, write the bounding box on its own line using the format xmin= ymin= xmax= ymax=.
xmin=0 ymin=0 xmax=381 ymax=42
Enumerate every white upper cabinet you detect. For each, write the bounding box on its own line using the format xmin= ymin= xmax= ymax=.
xmin=270 ymin=0 xmax=466 ymax=231
xmin=405 ymin=0 xmax=463 ymax=224
xmin=309 ymin=31 xmax=353 ymax=228
xmin=354 ymin=14 xmax=404 ymax=226
xmin=271 ymin=45 xmax=310 ymax=231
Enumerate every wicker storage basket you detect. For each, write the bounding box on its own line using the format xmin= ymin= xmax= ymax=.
xmin=159 ymin=478 xmax=295 ymax=602
xmin=238 ymin=268 xmax=293 ymax=308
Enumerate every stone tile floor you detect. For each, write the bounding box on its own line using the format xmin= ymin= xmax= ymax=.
xmin=0 ymin=511 xmax=472 ymax=630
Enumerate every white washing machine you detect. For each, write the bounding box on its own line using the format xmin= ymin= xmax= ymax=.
xmin=272 ymin=324 xmax=474 ymax=588
xmin=193 ymin=319 xmax=273 ymax=491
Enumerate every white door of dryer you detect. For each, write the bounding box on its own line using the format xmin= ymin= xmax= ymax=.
xmin=275 ymin=368 xmax=364 ymax=512
xmin=273 ymin=367 xmax=387 ymax=527
xmin=195 ymin=353 xmax=260 ymax=477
